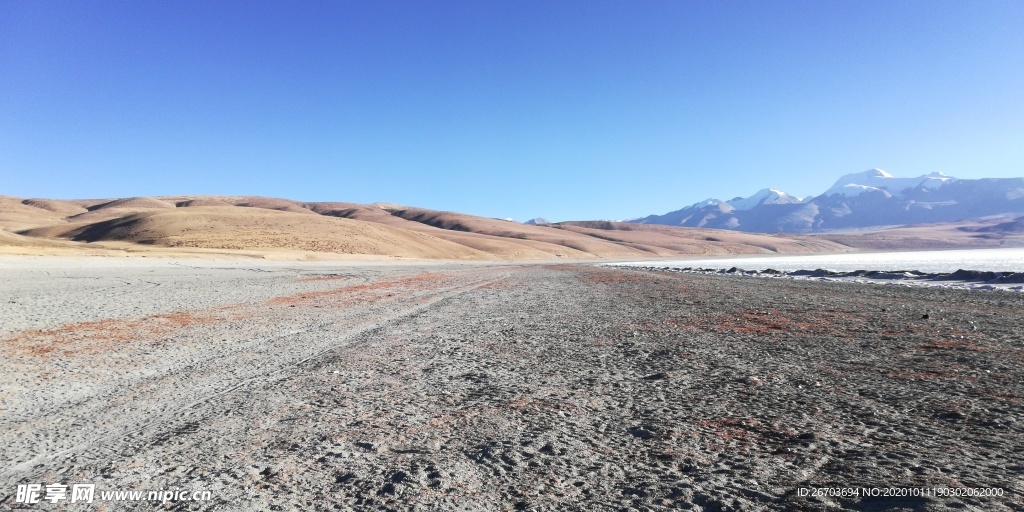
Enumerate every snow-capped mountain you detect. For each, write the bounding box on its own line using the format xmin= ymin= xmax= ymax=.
xmin=524 ymin=218 xmax=550 ymax=225
xmin=690 ymin=198 xmax=728 ymax=209
xmin=635 ymin=169 xmax=1024 ymax=233
xmin=822 ymin=169 xmax=954 ymax=198
xmin=726 ymin=188 xmax=804 ymax=210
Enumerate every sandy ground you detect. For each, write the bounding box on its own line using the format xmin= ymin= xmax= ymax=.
xmin=1 ymin=258 xmax=1022 ymax=511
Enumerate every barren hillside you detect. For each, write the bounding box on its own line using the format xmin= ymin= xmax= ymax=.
xmin=5 ymin=194 xmax=1014 ymax=260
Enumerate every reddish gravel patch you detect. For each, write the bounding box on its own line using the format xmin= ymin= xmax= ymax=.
xmin=3 ymin=311 xmax=220 ymax=357
xmin=270 ymin=272 xmax=452 ymax=306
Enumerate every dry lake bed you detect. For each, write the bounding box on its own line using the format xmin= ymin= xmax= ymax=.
xmin=1 ymin=257 xmax=1022 ymax=511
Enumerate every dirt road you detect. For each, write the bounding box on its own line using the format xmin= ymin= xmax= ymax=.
xmin=1 ymin=260 xmax=1021 ymax=510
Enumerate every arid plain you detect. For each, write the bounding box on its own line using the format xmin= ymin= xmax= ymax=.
xmin=2 ymin=196 xmax=1023 ymax=510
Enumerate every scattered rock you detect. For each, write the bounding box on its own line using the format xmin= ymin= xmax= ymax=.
xmin=627 ymin=426 xmax=660 ymax=439
xmin=7 ymin=262 xmax=1020 ymax=510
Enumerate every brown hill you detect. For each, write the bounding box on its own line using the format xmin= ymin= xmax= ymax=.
xmin=20 ymin=207 xmax=497 ymax=260
xmin=818 ymin=214 xmax=1024 ymax=250
xmin=19 ymin=198 xmax=89 ymax=217
xmin=972 ymin=215 xmax=1024 ymax=234
xmin=0 ymin=196 xmax=71 ymax=230
xmin=175 ymin=198 xmax=234 ymax=208
xmin=553 ymin=222 xmax=844 ymax=256
xmin=309 ymin=204 xmax=623 ymax=259
xmin=0 ymin=193 xmax=931 ymax=261
xmin=90 ymin=197 xmax=176 ymax=210
xmin=232 ymin=196 xmax=318 ymax=215
xmin=62 ymin=196 xmax=176 ymax=224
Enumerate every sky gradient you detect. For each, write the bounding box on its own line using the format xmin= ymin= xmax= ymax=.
xmin=2 ymin=1 xmax=1022 ymax=221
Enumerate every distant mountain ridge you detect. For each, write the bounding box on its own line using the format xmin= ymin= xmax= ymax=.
xmin=636 ymin=169 xmax=1024 ymax=233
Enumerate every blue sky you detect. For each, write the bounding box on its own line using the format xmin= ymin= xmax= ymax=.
xmin=2 ymin=1 xmax=1022 ymax=221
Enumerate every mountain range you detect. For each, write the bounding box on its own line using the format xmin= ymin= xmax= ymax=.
xmin=0 ymin=194 xmax=855 ymax=260
xmin=4 ymin=169 xmax=1024 ymax=260
xmin=635 ymin=169 xmax=1024 ymax=233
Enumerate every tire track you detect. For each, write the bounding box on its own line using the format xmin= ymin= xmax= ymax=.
xmin=0 ymin=272 xmax=506 ymax=483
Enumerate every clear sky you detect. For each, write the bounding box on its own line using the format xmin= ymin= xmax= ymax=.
xmin=2 ymin=1 xmax=1022 ymax=221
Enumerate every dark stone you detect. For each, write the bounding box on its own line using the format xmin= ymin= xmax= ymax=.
xmin=623 ymin=487 xmax=648 ymax=498
xmin=628 ymin=426 xmax=659 ymax=439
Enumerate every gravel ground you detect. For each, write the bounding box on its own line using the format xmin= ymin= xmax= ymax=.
xmin=1 ymin=260 xmax=1022 ymax=511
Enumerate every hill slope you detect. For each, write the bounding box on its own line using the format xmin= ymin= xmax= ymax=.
xmin=3 ymin=194 xmax=858 ymax=260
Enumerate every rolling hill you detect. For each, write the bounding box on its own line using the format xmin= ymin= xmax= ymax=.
xmin=2 ymin=194 xmax=852 ymax=260
xmin=5 ymin=193 xmax=1019 ymax=261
